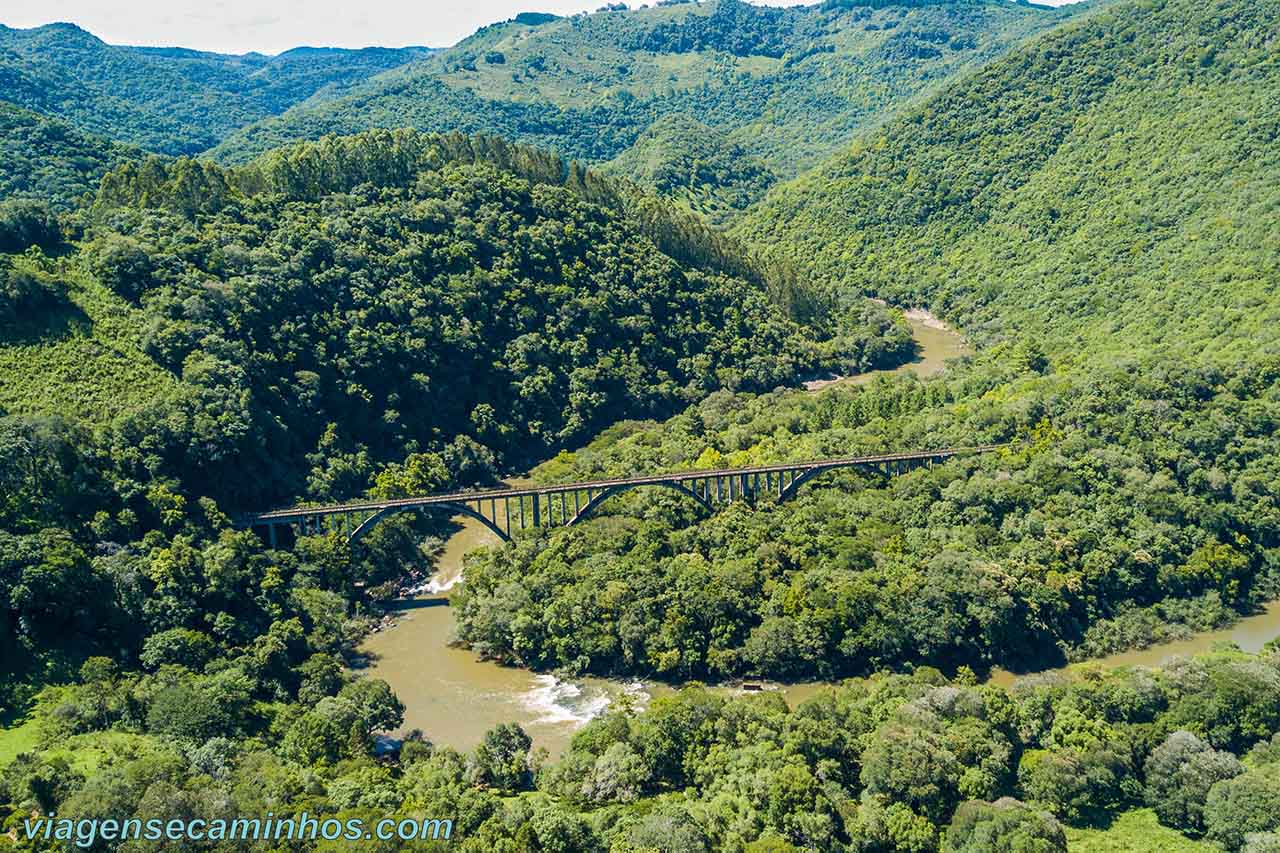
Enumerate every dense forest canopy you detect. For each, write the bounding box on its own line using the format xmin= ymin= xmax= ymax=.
xmin=454 ymin=344 xmax=1280 ymax=681
xmin=0 ymin=103 xmax=138 ymax=210
xmin=208 ymin=0 xmax=1076 ymax=215
xmin=0 ymin=23 xmax=432 ymax=155
xmin=735 ymin=0 xmax=1279 ymax=362
xmin=2 ymin=129 xmax=904 ymax=514
xmin=439 ymin=0 xmax=1280 ymax=692
xmin=5 ymin=0 xmax=1280 ymax=849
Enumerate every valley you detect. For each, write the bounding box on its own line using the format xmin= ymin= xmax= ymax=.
xmin=360 ymin=309 xmax=969 ymax=754
xmin=3 ymin=0 xmax=1280 ymax=850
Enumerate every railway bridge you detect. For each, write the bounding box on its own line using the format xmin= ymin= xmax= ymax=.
xmin=242 ymin=445 xmax=1006 ymax=547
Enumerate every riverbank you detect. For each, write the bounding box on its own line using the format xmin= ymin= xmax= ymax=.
xmin=988 ymin=599 xmax=1280 ymax=687
xmin=355 ymin=307 xmax=1280 ymax=756
xmin=355 ymin=309 xmax=973 ymax=753
xmin=802 ymin=307 xmax=969 ymax=391
xmin=355 ymin=483 xmax=653 ymax=754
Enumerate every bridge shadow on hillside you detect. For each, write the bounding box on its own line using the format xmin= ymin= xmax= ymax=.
xmin=1 ymin=299 xmax=91 ymax=345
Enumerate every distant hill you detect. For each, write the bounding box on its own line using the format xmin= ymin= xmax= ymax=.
xmin=598 ymin=113 xmax=778 ymax=225
xmin=210 ymin=0 xmax=1077 ymax=214
xmin=0 ymin=130 xmax=914 ymax=504
xmin=735 ymin=0 xmax=1280 ymax=363
xmin=0 ymin=102 xmax=137 ymax=208
xmin=0 ymin=23 xmax=433 ymax=154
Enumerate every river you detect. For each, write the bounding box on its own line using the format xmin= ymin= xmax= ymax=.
xmin=356 ymin=309 xmax=972 ymax=753
xmin=988 ymin=600 xmax=1280 ymax=688
xmin=356 ymin=309 xmax=1280 ymax=754
xmin=802 ymin=307 xmax=971 ymax=391
xmin=356 ymin=507 xmax=649 ymax=754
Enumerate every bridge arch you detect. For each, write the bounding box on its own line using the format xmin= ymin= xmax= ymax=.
xmin=569 ymin=480 xmax=713 ymax=526
xmin=350 ymin=502 xmax=512 ymax=544
xmin=777 ymin=461 xmax=883 ymax=502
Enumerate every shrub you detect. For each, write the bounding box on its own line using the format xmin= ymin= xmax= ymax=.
xmin=947 ymin=797 xmax=1067 ymax=853
xmin=88 ymin=235 xmax=154 ymax=302
xmin=1144 ymin=730 xmax=1243 ymax=831
xmin=0 ymin=200 xmax=61 ymax=253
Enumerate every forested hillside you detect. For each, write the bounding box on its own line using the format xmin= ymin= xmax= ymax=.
xmin=6 ymin=1 xmax=1280 ymax=851
xmin=457 ymin=345 xmax=1280 ymax=681
xmin=211 ymin=0 xmax=1076 ymax=215
xmin=8 ymin=637 xmax=1280 ymax=851
xmin=0 ymin=102 xmax=137 ymax=209
xmin=0 ymin=125 xmax=922 ymax=851
xmin=444 ymin=0 xmax=1280 ymax=744
xmin=2 ymin=129 xmax=899 ymax=512
xmin=0 ymin=23 xmax=431 ymax=154
xmin=736 ymin=0 xmax=1280 ymax=361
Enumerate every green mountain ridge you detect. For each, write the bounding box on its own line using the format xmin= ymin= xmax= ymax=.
xmin=6 ymin=2 xmax=1280 ymax=852
xmin=209 ymin=0 xmax=1079 ymax=214
xmin=735 ymin=0 xmax=1279 ymax=364
xmin=0 ymin=22 xmax=433 ymax=154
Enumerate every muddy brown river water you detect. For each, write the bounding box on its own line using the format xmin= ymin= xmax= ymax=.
xmin=357 ymin=310 xmax=1280 ymax=753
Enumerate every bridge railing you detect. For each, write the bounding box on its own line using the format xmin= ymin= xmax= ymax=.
xmin=242 ymin=443 xmax=1009 ymax=546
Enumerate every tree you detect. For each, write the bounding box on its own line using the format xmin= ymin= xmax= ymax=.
xmin=1205 ymin=768 xmax=1280 ymax=851
xmin=621 ymin=808 xmax=710 ymax=853
xmin=468 ymin=723 xmax=533 ymax=792
xmin=581 ymin=741 xmax=646 ymax=803
xmin=528 ymin=803 xmax=597 ymax=853
xmin=1144 ymin=730 xmax=1243 ymax=832
xmin=860 ymin=720 xmax=963 ymax=823
xmin=0 ymin=266 xmax=67 ymax=325
xmin=371 ymin=451 xmax=449 ymax=499
xmin=849 ymin=795 xmax=940 ymax=853
xmin=0 ymin=200 xmax=61 ymax=253
xmin=297 ymin=653 xmax=344 ymax=704
xmin=338 ymin=678 xmax=406 ymax=735
xmin=146 ymin=683 xmax=233 ymax=741
xmin=947 ymin=798 xmax=1067 ymax=853
xmin=1017 ymin=747 xmax=1129 ymax=825
xmin=1242 ymin=833 xmax=1280 ymax=853
xmin=139 ymin=628 xmax=218 ymax=671
xmin=88 ymin=235 xmax=154 ymax=302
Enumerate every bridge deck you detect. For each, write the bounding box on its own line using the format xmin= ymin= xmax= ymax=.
xmin=246 ymin=445 xmax=1005 ymax=524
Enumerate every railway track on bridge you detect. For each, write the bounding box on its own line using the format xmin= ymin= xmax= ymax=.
xmin=243 ymin=444 xmax=1008 ymax=546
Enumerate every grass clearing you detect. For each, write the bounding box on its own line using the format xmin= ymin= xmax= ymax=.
xmin=0 ymin=260 xmax=177 ymax=422
xmin=0 ymin=715 xmax=40 ymax=768
xmin=1066 ymin=808 xmax=1216 ymax=853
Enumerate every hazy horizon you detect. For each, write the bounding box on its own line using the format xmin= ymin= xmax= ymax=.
xmin=1 ymin=0 xmax=1080 ymax=56
xmin=0 ymin=0 xmax=742 ymax=55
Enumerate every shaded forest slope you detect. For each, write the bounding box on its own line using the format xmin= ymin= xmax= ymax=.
xmin=211 ymin=0 xmax=1077 ymax=215
xmin=736 ymin=0 xmax=1280 ymax=364
xmin=1 ymin=129 xmax=911 ymax=512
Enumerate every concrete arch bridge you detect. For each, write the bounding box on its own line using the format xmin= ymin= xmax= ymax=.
xmin=242 ymin=445 xmax=1006 ymax=547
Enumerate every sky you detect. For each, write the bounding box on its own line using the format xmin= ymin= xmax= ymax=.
xmin=1 ymin=0 xmax=1075 ymax=55
xmin=0 ymin=0 xmax=727 ymax=54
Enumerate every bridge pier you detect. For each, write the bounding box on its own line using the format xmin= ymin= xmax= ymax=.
xmin=243 ymin=445 xmax=1005 ymax=548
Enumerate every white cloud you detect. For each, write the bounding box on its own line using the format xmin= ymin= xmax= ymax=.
xmin=0 ymin=0 xmax=1083 ymax=55
xmin=1 ymin=0 xmax=602 ymax=53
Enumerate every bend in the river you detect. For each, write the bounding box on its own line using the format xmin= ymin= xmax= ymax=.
xmin=354 ymin=309 xmax=970 ymax=753
xmin=355 ymin=310 xmax=1280 ymax=754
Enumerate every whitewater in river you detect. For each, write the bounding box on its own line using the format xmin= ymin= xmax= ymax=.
xmin=354 ymin=309 xmax=970 ymax=753
xmin=356 ymin=309 xmax=1280 ymax=753
xmin=356 ymin=506 xmax=651 ymax=753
